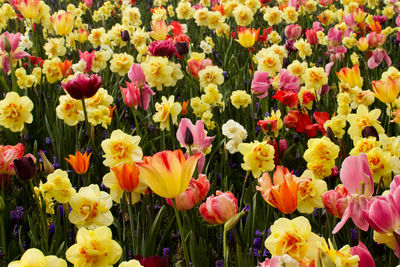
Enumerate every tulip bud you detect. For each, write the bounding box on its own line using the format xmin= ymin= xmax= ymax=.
xmin=0 ymin=195 xmax=5 ymax=213
xmin=315 ymin=248 xmax=335 ymax=267
xmin=121 ymin=30 xmax=130 ymax=42
xmin=184 ymin=127 xmax=194 ymax=146
xmin=224 ymin=208 xmax=246 ymax=231
xmin=362 ymin=126 xmax=379 ymax=140
xmin=13 ymin=156 xmax=36 ymax=181
xmin=3 ymin=36 xmax=11 ymax=53
xmin=174 ymin=41 xmax=189 ymax=56
xmin=326 ymin=127 xmax=335 ymax=142
xmin=39 ymin=150 xmax=55 ymax=174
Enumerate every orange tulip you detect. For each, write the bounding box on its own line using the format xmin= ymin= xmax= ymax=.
xmin=58 ymin=59 xmax=73 ymax=78
xmin=256 ymin=166 xmax=298 ymax=214
xmin=111 ymin=163 xmax=140 ymax=192
xmin=65 ymin=151 xmax=91 ymax=174
xmin=372 ymin=77 xmax=400 ymax=104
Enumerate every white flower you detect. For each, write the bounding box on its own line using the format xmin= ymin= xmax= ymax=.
xmin=222 ymin=120 xmax=247 ymax=140
xmin=200 ymin=40 xmax=212 ymax=54
xmin=72 ymin=60 xmax=87 ymax=73
xmin=19 ymin=33 xmax=33 ymax=50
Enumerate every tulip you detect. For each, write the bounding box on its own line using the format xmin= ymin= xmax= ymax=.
xmin=176 ymin=118 xmax=214 ymax=173
xmin=39 ymin=150 xmax=54 ymax=174
xmin=148 ymin=39 xmax=176 ymax=59
xmin=121 ymin=64 xmax=155 ymax=111
xmin=58 ymin=59 xmax=73 ymax=78
xmin=149 ymin=20 xmax=169 ymax=41
xmin=327 ymin=28 xmax=343 ymax=47
xmin=121 ymin=30 xmax=130 ymax=42
xmin=350 ymin=242 xmax=375 ymax=267
xmin=251 ymin=71 xmax=271 ymax=99
xmin=236 ymin=27 xmax=260 ymax=48
xmin=332 ymin=153 xmax=374 ymax=234
xmin=336 ymin=64 xmax=363 ymax=90
xmin=322 ymin=184 xmax=349 ymax=218
xmin=174 ymin=41 xmax=189 ymax=56
xmin=78 ymin=50 xmax=95 ymax=73
xmin=166 ymin=174 xmax=210 ymax=211
xmin=0 ymin=143 xmax=25 ymax=176
xmin=367 ymin=48 xmax=391 ymax=69
xmin=111 ymin=163 xmax=140 ymax=192
xmin=306 ymin=29 xmax=318 ymax=45
xmin=65 ymin=151 xmax=91 ymax=175
xmin=61 ymin=73 xmax=102 ymax=100
xmin=15 ymin=0 xmax=41 ymax=19
xmin=356 ymin=37 xmax=369 ymax=52
xmin=136 ymin=150 xmax=201 ymax=198
xmin=256 ymin=166 xmax=298 ymax=214
xmin=284 ymin=24 xmax=302 ymax=40
xmin=50 ymin=10 xmax=75 ymax=36
xmin=279 ymin=69 xmax=300 ymax=93
xmin=366 ymin=32 xmax=386 ymax=47
xmin=13 ymin=156 xmax=36 ymax=181
xmin=199 ymin=191 xmax=238 ymax=224
xmin=372 ymin=77 xmax=400 ymax=104
xmin=0 ymin=32 xmax=30 ymax=74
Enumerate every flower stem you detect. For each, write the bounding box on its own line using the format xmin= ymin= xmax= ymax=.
xmin=131 ymin=107 xmax=141 ymax=137
xmin=29 ymin=180 xmax=49 ymax=253
xmin=127 ymin=192 xmax=136 ymax=256
xmin=172 ymin=199 xmax=190 ymax=267
xmin=81 ymin=99 xmax=97 ymax=155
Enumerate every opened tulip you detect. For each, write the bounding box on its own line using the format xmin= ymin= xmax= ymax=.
xmin=0 ymin=32 xmax=30 ymax=74
xmin=332 ymin=153 xmax=374 ymax=234
xmin=65 ymin=151 xmax=91 ymax=175
xmin=15 ymin=0 xmax=41 ymax=19
xmin=199 ymin=191 xmax=238 ymax=224
xmin=0 ymin=143 xmax=25 ymax=176
xmin=166 ymin=174 xmax=210 ymax=211
xmin=136 ymin=150 xmax=201 ymax=198
xmin=256 ymin=166 xmax=298 ymax=214
xmin=236 ymin=27 xmax=260 ymax=48
xmin=336 ymin=64 xmax=363 ymax=90
xmin=372 ymin=77 xmax=400 ymax=104
xmin=61 ymin=73 xmax=102 ymax=100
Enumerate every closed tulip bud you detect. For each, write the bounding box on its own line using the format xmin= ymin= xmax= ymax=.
xmin=39 ymin=150 xmax=54 ymax=174
xmin=184 ymin=127 xmax=194 ymax=146
xmin=13 ymin=156 xmax=36 ymax=181
xmin=3 ymin=36 xmax=11 ymax=53
xmin=121 ymin=30 xmax=130 ymax=42
xmin=199 ymin=191 xmax=238 ymax=224
xmin=174 ymin=41 xmax=189 ymax=56
xmin=224 ymin=208 xmax=246 ymax=231
xmin=315 ymin=248 xmax=335 ymax=267
xmin=50 ymin=11 xmax=74 ymax=36
xmin=361 ymin=126 xmax=379 ymax=140
xmin=326 ymin=127 xmax=335 ymax=142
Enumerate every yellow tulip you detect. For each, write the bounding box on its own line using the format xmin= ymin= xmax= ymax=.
xmin=136 ymin=149 xmax=201 ymax=198
xmin=372 ymin=77 xmax=400 ymax=103
xmin=236 ymin=27 xmax=260 ymax=48
xmin=50 ymin=10 xmax=74 ymax=36
xmin=16 ymin=0 xmax=41 ymax=19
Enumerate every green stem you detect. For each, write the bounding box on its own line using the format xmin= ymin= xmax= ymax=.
xmin=172 ymin=199 xmax=190 ymax=267
xmin=131 ymin=107 xmax=141 ymax=137
xmin=127 ymin=192 xmax=136 ymax=256
xmin=223 ymin=226 xmax=228 ymax=267
xmin=81 ymin=99 xmax=97 ymax=155
xmin=8 ymin=53 xmax=17 ymax=92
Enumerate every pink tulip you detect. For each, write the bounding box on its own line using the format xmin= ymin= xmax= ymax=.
xmin=61 ymin=73 xmax=102 ymax=99
xmin=368 ymin=48 xmax=391 ymax=69
xmin=362 ymin=196 xmax=399 ymax=234
xmin=148 ymin=39 xmax=176 ymax=59
xmin=318 ymin=0 xmax=334 ymax=6
xmin=79 ymin=50 xmax=95 ymax=73
xmin=199 ymin=191 xmax=238 ymax=224
xmin=121 ymin=63 xmax=155 ymax=110
xmin=366 ymin=32 xmax=386 ymax=47
xmin=327 ymin=28 xmax=343 ymax=47
xmin=0 ymin=32 xmax=30 ymax=74
xmin=284 ymin=24 xmax=302 ymax=40
xmin=322 ymin=184 xmax=349 ymax=218
xmin=83 ymin=0 xmax=92 ymax=7
xmin=279 ymin=69 xmax=299 ymax=93
xmin=332 ymin=153 xmax=374 ymax=234
xmin=187 ymin=59 xmax=213 ymax=78
xmin=350 ymin=242 xmax=375 ymax=267
xmin=312 ymin=21 xmax=324 ymax=32
xmin=396 ymin=14 xmax=400 ymax=27
xmin=251 ymin=71 xmax=271 ymax=99
xmin=306 ymin=29 xmax=318 ymax=45
xmin=343 ymin=14 xmax=355 ymax=27
xmin=166 ymin=174 xmax=210 ymax=211
xmin=176 ymin=118 xmax=214 ymax=173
